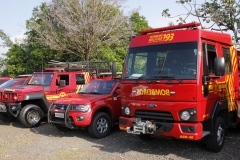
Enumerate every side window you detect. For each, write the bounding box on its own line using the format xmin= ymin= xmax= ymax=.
xmin=222 ymin=47 xmax=232 ymax=74
xmin=16 ymin=80 xmax=26 ymax=86
xmin=75 ymin=74 xmax=85 ymax=85
xmin=56 ymin=75 xmax=70 ymax=86
xmin=206 ymin=44 xmax=217 ymax=74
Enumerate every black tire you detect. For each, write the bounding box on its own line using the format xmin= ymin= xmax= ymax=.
xmin=55 ymin=124 xmax=72 ymax=132
xmin=19 ymin=104 xmax=44 ymax=128
xmin=138 ymin=133 xmax=153 ymax=141
xmin=0 ymin=113 xmax=17 ymax=122
xmin=88 ymin=112 xmax=111 ymax=138
xmin=205 ymin=117 xmax=225 ymax=152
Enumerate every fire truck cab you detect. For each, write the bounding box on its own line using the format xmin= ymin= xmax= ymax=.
xmin=118 ymin=22 xmax=239 ymax=152
xmin=0 ymin=61 xmax=113 ymax=128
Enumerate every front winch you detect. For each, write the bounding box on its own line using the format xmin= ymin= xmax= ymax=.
xmin=127 ymin=118 xmax=157 ymax=134
xmin=0 ymin=104 xmax=7 ymax=112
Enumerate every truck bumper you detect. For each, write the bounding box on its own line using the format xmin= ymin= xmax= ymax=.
xmin=48 ymin=109 xmax=92 ymax=129
xmin=0 ymin=102 xmax=21 ymax=117
xmin=119 ymin=116 xmax=204 ymax=140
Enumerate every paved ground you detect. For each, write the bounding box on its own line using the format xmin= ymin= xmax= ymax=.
xmin=0 ymin=119 xmax=240 ymax=160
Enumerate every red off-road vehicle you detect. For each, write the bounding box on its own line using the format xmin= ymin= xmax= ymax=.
xmin=0 ymin=61 xmax=114 ymax=128
xmin=48 ymin=78 xmax=121 ymax=138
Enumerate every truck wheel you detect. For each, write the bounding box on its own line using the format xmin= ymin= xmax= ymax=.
xmin=19 ymin=104 xmax=44 ymax=128
xmin=138 ymin=133 xmax=153 ymax=141
xmin=55 ymin=124 xmax=72 ymax=132
xmin=88 ymin=112 xmax=111 ymax=138
xmin=205 ymin=117 xmax=225 ymax=152
xmin=0 ymin=113 xmax=17 ymax=122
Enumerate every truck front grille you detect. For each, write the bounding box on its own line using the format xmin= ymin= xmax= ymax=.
xmin=54 ymin=104 xmax=70 ymax=110
xmin=0 ymin=91 xmax=18 ymax=101
xmin=134 ymin=110 xmax=173 ymax=122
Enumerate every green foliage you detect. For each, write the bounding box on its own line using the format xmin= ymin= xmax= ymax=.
xmin=5 ymin=43 xmax=58 ymax=77
xmin=129 ymin=12 xmax=151 ymax=35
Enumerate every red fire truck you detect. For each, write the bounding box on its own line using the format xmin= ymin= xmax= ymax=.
xmin=117 ymin=22 xmax=239 ymax=152
xmin=0 ymin=61 xmax=114 ymax=128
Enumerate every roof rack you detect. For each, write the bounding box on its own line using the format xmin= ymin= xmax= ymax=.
xmin=47 ymin=60 xmax=112 ymax=76
xmin=18 ymin=74 xmax=32 ymax=78
xmin=139 ymin=22 xmax=201 ymax=35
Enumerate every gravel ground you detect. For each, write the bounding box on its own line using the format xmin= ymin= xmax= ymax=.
xmin=0 ymin=119 xmax=240 ymax=160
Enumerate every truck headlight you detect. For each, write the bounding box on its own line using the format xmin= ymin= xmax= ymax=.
xmin=180 ymin=111 xmax=190 ymax=121
xmin=124 ymin=107 xmax=130 ymax=115
xmin=72 ymin=104 xmax=90 ymax=112
xmin=179 ymin=108 xmax=197 ymax=121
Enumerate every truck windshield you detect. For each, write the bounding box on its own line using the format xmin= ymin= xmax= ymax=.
xmin=28 ymin=73 xmax=54 ymax=86
xmin=79 ymin=80 xmax=116 ymax=94
xmin=123 ymin=42 xmax=198 ymax=80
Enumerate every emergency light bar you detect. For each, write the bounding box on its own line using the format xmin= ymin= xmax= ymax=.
xmin=139 ymin=22 xmax=201 ymax=35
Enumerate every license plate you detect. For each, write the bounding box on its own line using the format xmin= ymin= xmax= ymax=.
xmin=55 ymin=113 xmax=64 ymax=118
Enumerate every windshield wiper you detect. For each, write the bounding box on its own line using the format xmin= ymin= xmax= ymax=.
xmin=157 ymin=75 xmax=175 ymax=79
xmin=78 ymin=92 xmax=87 ymax=94
xmin=88 ymin=92 xmax=102 ymax=95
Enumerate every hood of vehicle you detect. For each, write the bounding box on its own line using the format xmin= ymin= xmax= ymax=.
xmin=1 ymin=85 xmax=44 ymax=93
xmin=55 ymin=93 xmax=107 ymax=104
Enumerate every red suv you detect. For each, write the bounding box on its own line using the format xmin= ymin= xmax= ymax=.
xmin=48 ymin=79 xmax=121 ymax=138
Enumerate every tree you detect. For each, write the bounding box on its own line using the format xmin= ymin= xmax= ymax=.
xmin=0 ymin=29 xmax=13 ymax=76
xmin=93 ymin=11 xmax=151 ymax=71
xmin=129 ymin=12 xmax=151 ymax=35
xmin=28 ymin=0 xmax=131 ymax=61
xmin=162 ymin=0 xmax=240 ymax=43
xmin=0 ymin=29 xmax=13 ymax=48
xmin=5 ymin=43 xmax=59 ymax=77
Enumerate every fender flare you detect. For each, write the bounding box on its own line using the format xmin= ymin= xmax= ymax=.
xmin=202 ymin=99 xmax=228 ymax=135
xmin=23 ymin=93 xmax=49 ymax=113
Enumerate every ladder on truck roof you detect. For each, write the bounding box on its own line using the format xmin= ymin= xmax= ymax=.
xmin=47 ymin=60 xmax=112 ymax=76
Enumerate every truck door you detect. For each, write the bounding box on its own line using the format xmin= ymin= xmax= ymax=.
xmin=111 ymin=83 xmax=122 ymax=119
xmin=55 ymin=74 xmax=73 ymax=97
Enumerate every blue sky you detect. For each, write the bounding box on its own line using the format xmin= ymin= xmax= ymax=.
xmin=0 ymin=0 xmax=201 ymax=54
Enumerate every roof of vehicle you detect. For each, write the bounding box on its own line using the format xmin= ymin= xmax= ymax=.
xmin=0 ymin=77 xmax=30 ymax=89
xmin=0 ymin=77 xmax=13 ymax=85
xmin=0 ymin=77 xmax=12 ymax=80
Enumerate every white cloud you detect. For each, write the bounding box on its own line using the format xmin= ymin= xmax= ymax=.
xmin=10 ymin=29 xmax=27 ymax=44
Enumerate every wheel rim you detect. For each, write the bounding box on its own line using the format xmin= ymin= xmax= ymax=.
xmin=96 ymin=117 xmax=108 ymax=133
xmin=27 ymin=109 xmax=40 ymax=125
xmin=217 ymin=124 xmax=224 ymax=145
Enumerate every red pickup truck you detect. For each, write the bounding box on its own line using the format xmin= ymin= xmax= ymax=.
xmin=0 ymin=61 xmax=114 ymax=128
xmin=48 ymin=78 xmax=121 ymax=138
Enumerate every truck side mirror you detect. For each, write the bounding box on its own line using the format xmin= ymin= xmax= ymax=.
xmin=60 ymin=80 xmax=66 ymax=87
xmin=116 ymin=88 xmax=121 ymax=95
xmin=214 ymin=57 xmax=225 ymax=76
